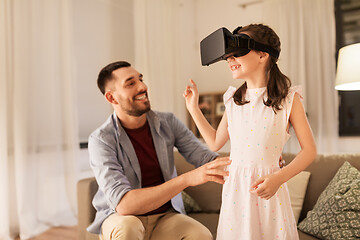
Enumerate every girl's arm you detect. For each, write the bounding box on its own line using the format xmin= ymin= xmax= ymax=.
xmin=251 ymin=93 xmax=317 ymax=199
xmin=183 ymin=79 xmax=229 ymax=151
xmin=277 ymin=93 xmax=317 ymax=180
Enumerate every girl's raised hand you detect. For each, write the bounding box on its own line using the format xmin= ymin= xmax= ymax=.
xmin=249 ymin=173 xmax=284 ymax=200
xmin=183 ymin=79 xmax=199 ymax=112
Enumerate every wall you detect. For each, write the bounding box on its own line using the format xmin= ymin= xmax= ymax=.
xmin=191 ymin=0 xmax=263 ymax=94
xmin=176 ymin=0 xmax=265 ymax=152
xmin=73 ymin=0 xmax=134 ymax=143
xmin=178 ymin=0 xmax=360 ymax=154
xmin=338 ymin=137 xmax=360 ymax=153
xmin=76 ymin=0 xmax=360 ymax=178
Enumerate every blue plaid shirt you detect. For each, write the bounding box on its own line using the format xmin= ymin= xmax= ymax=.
xmin=87 ymin=110 xmax=218 ymax=234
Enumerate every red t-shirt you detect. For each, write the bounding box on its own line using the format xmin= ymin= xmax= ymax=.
xmin=123 ymin=121 xmax=172 ymax=215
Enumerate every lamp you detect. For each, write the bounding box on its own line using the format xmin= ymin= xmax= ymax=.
xmin=335 ymin=43 xmax=360 ymax=91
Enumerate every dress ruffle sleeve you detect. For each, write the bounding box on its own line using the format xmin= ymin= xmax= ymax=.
xmin=285 ymin=85 xmax=303 ymax=122
xmin=223 ymin=86 xmax=236 ymax=124
xmin=223 ymin=86 xmax=237 ymax=105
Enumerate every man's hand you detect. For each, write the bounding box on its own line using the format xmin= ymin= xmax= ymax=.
xmin=116 ymin=156 xmax=230 ymax=215
xmin=279 ymin=155 xmax=285 ymax=168
xmin=183 ymin=156 xmax=231 ymax=187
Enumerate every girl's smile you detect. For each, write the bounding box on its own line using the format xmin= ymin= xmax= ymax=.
xmin=227 ymin=56 xmax=241 ymax=72
xmin=230 ymin=64 xmax=240 ymax=71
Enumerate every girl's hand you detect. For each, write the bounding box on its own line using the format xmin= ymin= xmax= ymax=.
xmin=183 ymin=79 xmax=199 ymax=113
xmin=250 ymin=173 xmax=284 ymax=200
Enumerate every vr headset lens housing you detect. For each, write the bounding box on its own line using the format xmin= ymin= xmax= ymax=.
xmin=200 ymin=27 xmax=279 ymax=66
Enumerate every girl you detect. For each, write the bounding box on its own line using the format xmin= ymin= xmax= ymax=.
xmin=184 ymin=24 xmax=317 ymax=239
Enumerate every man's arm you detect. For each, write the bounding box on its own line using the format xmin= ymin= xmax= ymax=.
xmin=116 ymin=156 xmax=231 ymax=215
xmin=168 ymin=112 xmax=219 ymax=167
xmin=88 ymin=133 xmax=133 ymax=211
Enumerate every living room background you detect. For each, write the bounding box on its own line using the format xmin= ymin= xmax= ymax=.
xmin=75 ymin=0 xmax=360 ymax=153
xmin=2 ymin=0 xmax=360 ymax=239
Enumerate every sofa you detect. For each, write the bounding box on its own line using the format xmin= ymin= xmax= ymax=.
xmin=77 ymin=152 xmax=360 ymax=240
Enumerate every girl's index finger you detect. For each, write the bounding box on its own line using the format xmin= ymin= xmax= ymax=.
xmin=190 ymin=79 xmax=197 ymax=87
xmin=251 ymin=178 xmax=264 ymax=189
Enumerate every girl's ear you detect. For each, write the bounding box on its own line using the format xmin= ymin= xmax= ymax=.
xmin=105 ymin=91 xmax=118 ymax=104
xmin=259 ymin=52 xmax=269 ymax=62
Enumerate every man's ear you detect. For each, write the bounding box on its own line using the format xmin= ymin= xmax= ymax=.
xmin=105 ymin=91 xmax=118 ymax=104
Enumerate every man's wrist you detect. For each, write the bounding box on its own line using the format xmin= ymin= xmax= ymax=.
xmin=179 ymin=171 xmax=191 ymax=189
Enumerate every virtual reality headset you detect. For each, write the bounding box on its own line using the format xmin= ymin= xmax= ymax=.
xmin=200 ymin=27 xmax=280 ymax=66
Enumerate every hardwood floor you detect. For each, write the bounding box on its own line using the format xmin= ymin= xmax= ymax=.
xmin=15 ymin=226 xmax=77 ymax=240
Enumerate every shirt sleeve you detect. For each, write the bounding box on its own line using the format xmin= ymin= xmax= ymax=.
xmin=88 ymin=134 xmax=132 ymax=211
xmin=170 ymin=113 xmax=218 ymax=168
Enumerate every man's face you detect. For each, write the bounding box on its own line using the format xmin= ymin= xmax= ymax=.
xmin=107 ymin=67 xmax=150 ymax=117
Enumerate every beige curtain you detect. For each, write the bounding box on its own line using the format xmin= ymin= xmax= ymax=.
xmin=263 ymin=0 xmax=338 ymax=154
xmin=133 ymin=0 xmax=185 ymax=119
xmin=0 ymin=0 xmax=79 ymax=239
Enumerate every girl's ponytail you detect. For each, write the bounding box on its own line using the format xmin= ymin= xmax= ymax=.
xmin=264 ymin=62 xmax=291 ymax=112
xmin=233 ymin=82 xmax=249 ymax=105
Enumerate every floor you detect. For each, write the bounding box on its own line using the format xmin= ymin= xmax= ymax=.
xmin=15 ymin=226 xmax=77 ymax=240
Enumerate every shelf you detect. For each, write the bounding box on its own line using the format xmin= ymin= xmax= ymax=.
xmin=188 ymin=92 xmax=225 ymax=138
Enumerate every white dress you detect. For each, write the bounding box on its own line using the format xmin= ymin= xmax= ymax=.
xmin=216 ymin=86 xmax=301 ymax=240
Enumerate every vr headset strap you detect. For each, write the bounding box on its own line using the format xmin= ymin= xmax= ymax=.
xmin=247 ymin=39 xmax=279 ymax=59
xmin=233 ymin=27 xmax=279 ymax=59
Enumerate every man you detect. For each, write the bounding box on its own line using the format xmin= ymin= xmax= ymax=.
xmin=87 ymin=61 xmax=231 ymax=240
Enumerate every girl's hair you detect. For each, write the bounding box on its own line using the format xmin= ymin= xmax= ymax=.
xmin=233 ymin=24 xmax=291 ymax=113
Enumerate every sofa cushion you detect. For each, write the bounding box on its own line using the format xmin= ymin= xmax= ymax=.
xmin=182 ymin=191 xmax=202 ymax=213
xmin=298 ymin=230 xmax=321 ymax=240
xmin=298 ymin=161 xmax=360 ymax=239
xmin=282 ymin=153 xmax=360 ymax=223
xmin=174 ymin=151 xmax=224 ymax=212
xmin=188 ymin=213 xmax=219 ymax=238
xmin=287 ymin=171 xmax=311 ymax=223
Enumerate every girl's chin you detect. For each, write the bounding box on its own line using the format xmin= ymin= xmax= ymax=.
xmin=232 ymin=72 xmax=242 ymax=79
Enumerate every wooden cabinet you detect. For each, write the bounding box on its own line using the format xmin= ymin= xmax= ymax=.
xmin=188 ymin=92 xmax=225 ymax=138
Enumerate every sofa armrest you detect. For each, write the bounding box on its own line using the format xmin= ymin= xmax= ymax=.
xmin=77 ymin=177 xmax=98 ymax=240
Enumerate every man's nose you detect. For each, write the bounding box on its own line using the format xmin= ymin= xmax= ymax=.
xmin=138 ymin=80 xmax=148 ymax=91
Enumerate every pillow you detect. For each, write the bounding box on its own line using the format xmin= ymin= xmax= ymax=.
xmin=287 ymin=171 xmax=311 ymax=223
xmin=182 ymin=191 xmax=202 ymax=214
xmin=298 ymin=161 xmax=360 ymax=239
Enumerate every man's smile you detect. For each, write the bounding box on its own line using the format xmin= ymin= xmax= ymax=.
xmin=134 ymin=93 xmax=148 ymax=101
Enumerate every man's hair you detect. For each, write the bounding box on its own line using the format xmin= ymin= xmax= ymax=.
xmin=97 ymin=61 xmax=131 ymax=95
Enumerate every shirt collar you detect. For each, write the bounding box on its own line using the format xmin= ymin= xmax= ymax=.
xmin=112 ymin=110 xmax=161 ymax=136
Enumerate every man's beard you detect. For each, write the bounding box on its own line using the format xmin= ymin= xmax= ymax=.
xmin=120 ymin=98 xmax=151 ymax=117
xmin=125 ymin=103 xmax=151 ymax=117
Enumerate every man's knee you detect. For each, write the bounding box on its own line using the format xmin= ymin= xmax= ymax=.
xmin=181 ymin=219 xmax=213 ymax=240
xmin=101 ymin=214 xmax=145 ymax=240
xmin=152 ymin=213 xmax=213 ymax=240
